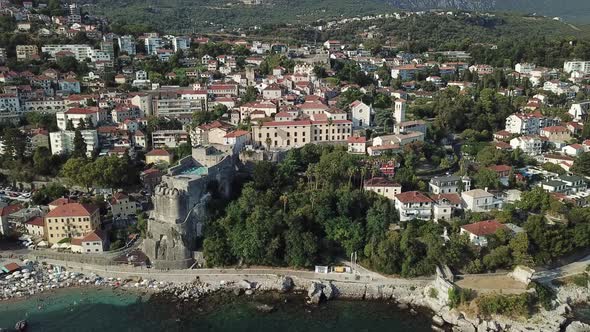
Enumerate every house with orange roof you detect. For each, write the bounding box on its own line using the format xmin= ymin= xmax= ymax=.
xmin=44 ymin=203 xmax=100 ymax=245
xmin=25 ymin=216 xmax=45 ymax=239
xmin=347 ymin=136 xmax=367 ymax=154
xmin=394 ymin=191 xmax=433 ymax=222
xmin=109 ymin=192 xmax=137 ymax=219
xmin=460 ymin=220 xmax=508 ymax=247
xmin=365 ymin=177 xmax=402 ymax=200
xmin=0 ymin=204 xmax=23 ymax=235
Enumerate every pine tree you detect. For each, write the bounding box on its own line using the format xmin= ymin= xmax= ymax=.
xmin=72 ymin=130 xmax=86 ymax=158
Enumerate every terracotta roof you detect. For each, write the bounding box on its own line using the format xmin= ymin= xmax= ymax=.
xmin=224 ymin=130 xmax=249 ymax=138
xmin=430 ymin=193 xmax=462 ymax=205
xmin=146 ymin=149 xmax=170 ymax=157
xmin=347 ymin=136 xmax=367 ymax=143
xmin=0 ymin=204 xmax=23 ymax=217
xmin=82 ymin=230 xmax=104 ymax=242
xmin=395 ymin=191 xmax=432 ymax=204
xmin=25 ymin=216 xmax=44 ymax=227
xmin=542 ymin=126 xmax=568 ymax=133
xmin=49 ymin=197 xmax=74 ymax=207
xmin=487 ymin=165 xmax=512 ymax=173
xmin=365 ymin=177 xmax=401 ymax=187
xmin=461 ymin=220 xmax=507 ymax=237
xmin=71 ymin=238 xmax=82 ymax=246
xmin=45 ymin=203 xmax=97 ymax=218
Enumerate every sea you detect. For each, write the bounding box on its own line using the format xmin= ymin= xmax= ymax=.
xmin=0 ymin=288 xmax=436 ymax=332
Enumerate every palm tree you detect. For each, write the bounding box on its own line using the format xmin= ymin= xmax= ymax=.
xmin=347 ymin=166 xmax=356 ymax=188
xmin=279 ymin=194 xmax=288 ymax=213
xmin=360 ymin=167 xmax=367 ymax=191
xmin=265 ymin=137 xmax=272 ymax=150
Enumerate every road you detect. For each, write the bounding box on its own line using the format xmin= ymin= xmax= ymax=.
xmin=533 ymin=254 xmax=590 ymax=283
xmin=37 ymin=258 xmax=431 ymax=288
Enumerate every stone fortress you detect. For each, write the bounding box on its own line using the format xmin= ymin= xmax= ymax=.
xmin=143 ymin=146 xmax=236 ymax=269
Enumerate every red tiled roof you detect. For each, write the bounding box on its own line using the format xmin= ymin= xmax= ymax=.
xmin=0 ymin=204 xmax=23 ymax=217
xmin=365 ymin=177 xmax=400 ymax=187
xmin=395 ymin=191 xmax=432 ymax=204
xmin=45 ymin=203 xmax=97 ymax=218
xmin=542 ymin=126 xmax=568 ymax=133
xmin=82 ymin=230 xmax=104 ymax=242
xmin=146 ymin=149 xmax=170 ymax=157
xmin=49 ymin=197 xmax=74 ymax=207
xmin=347 ymin=136 xmax=367 ymax=143
xmin=224 ymin=130 xmax=249 ymax=138
xmin=71 ymin=238 xmax=82 ymax=246
xmin=25 ymin=216 xmax=44 ymax=227
xmin=461 ymin=220 xmax=507 ymax=237
xmin=487 ymin=165 xmax=512 ymax=173
xmin=430 ymin=193 xmax=462 ymax=205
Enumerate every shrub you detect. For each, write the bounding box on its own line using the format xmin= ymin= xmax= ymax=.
xmin=448 ymin=287 xmax=474 ymax=308
xmin=529 ymin=281 xmax=554 ymax=311
xmin=477 ymin=293 xmax=532 ymax=318
xmin=429 ymin=288 xmax=438 ymax=299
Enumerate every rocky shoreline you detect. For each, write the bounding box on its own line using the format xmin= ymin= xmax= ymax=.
xmin=1 ymin=259 xmax=589 ymax=332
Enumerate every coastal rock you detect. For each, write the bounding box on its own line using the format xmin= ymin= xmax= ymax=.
xmin=279 ymin=276 xmax=294 ymax=293
xmin=432 ymin=315 xmax=445 ymax=327
xmin=441 ymin=310 xmax=462 ymax=326
xmin=453 ymin=318 xmax=476 ymax=332
xmin=566 ymin=321 xmax=590 ymax=332
xmin=239 ymin=280 xmax=253 ymax=290
xmin=307 ymin=282 xmax=323 ymax=304
xmin=323 ymin=282 xmax=335 ymax=300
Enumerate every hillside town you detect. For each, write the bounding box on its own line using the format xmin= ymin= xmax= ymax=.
xmin=0 ymin=0 xmax=590 ymax=331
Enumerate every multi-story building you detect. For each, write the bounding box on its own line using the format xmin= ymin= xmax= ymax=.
xmin=49 ymin=130 xmax=98 ymax=156
xmin=394 ymin=191 xmax=433 ymax=222
xmin=24 ymin=98 xmax=65 ymax=113
xmin=56 ymin=108 xmax=101 ymax=130
xmin=505 ymin=112 xmax=557 ymax=135
xmin=515 ymin=63 xmax=536 ymax=74
xmin=461 ymin=189 xmax=502 ymax=212
xmin=252 ymin=114 xmax=352 ymax=150
xmin=569 ymin=101 xmax=590 ymax=122
xmin=152 ymin=130 xmax=189 ymax=148
xmin=365 ymin=177 xmax=402 ymax=200
xmin=117 ymin=35 xmax=136 ymax=55
xmin=429 ymin=175 xmax=469 ymax=194
xmin=145 ymin=37 xmax=164 ymax=55
xmin=564 ymin=61 xmax=590 ymax=74
xmin=111 ymin=105 xmax=141 ymax=124
xmin=16 ymin=45 xmax=39 ymax=61
xmin=0 ymin=94 xmax=21 ymax=112
xmin=41 ymin=44 xmax=93 ymax=61
xmin=540 ymin=126 xmax=571 ymax=145
xmin=44 ymin=203 xmax=100 ymax=245
xmin=109 ymin=192 xmax=138 ymax=219
xmin=510 ymin=136 xmax=543 ymax=155
xmin=172 ymin=36 xmax=191 ymax=52
xmin=460 ymin=220 xmax=508 ymax=247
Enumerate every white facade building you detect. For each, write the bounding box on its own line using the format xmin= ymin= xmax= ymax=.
xmin=50 ymin=130 xmax=98 ymax=157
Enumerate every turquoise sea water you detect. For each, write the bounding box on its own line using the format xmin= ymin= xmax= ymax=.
xmin=0 ymin=288 xmax=433 ymax=332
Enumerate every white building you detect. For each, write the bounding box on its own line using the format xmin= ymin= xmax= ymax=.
xmin=56 ymin=108 xmax=101 ymax=130
xmin=145 ymin=37 xmax=164 ymax=55
xmin=510 ymin=136 xmax=543 ymax=155
xmin=365 ymin=177 xmax=402 ymax=200
xmin=172 ymin=36 xmax=191 ymax=53
xmin=394 ymin=191 xmax=433 ymax=222
xmin=0 ymin=94 xmax=21 ymax=112
xmin=109 ymin=192 xmax=138 ymax=219
xmin=515 ymin=63 xmax=536 ymax=74
xmin=461 ymin=189 xmax=502 ymax=212
xmin=50 ymin=130 xmax=98 ymax=157
xmin=505 ymin=113 xmax=557 ymax=135
xmin=429 ymin=175 xmax=467 ymax=194
xmin=350 ymin=100 xmax=372 ymax=128
xmin=564 ymin=61 xmax=590 ymax=74
xmin=569 ymin=101 xmax=590 ymax=122
xmin=117 ymin=35 xmax=136 ymax=55
xmin=393 ymin=99 xmax=407 ymax=124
